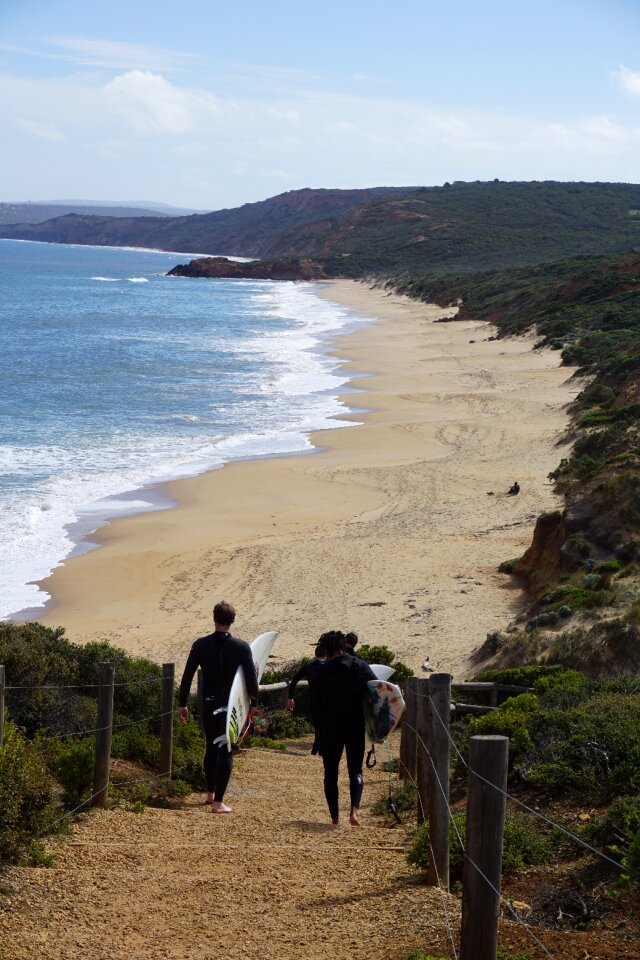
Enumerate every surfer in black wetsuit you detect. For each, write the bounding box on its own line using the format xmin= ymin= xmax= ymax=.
xmin=317 ymin=632 xmax=376 ymax=827
xmin=179 ymin=600 xmax=258 ymax=814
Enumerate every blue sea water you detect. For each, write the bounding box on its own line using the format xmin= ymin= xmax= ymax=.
xmin=0 ymin=240 xmax=370 ymax=619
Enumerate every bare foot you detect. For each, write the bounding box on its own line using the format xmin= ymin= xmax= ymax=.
xmin=211 ymin=801 xmax=233 ymax=814
xmin=349 ymin=808 xmax=361 ymax=827
xmin=204 ymin=794 xmax=214 ymax=805
xmin=331 ymin=818 xmax=340 ymax=826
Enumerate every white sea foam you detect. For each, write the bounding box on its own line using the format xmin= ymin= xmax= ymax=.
xmin=127 ymin=277 xmax=148 ymax=283
xmin=1 ymin=279 xmax=374 ymax=620
xmin=91 ymin=276 xmax=120 ymax=282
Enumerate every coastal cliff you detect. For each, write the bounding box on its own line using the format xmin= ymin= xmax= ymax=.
xmin=167 ymin=256 xmax=326 ymax=281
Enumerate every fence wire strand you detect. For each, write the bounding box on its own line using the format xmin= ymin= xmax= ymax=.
xmin=6 ymin=676 xmax=163 ymax=691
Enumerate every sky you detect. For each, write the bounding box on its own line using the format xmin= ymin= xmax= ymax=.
xmin=1 ymin=0 xmax=640 ymax=211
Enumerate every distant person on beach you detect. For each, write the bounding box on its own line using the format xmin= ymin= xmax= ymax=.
xmin=178 ymin=600 xmax=258 ymax=814
xmin=508 ymin=481 xmax=520 ymax=496
xmin=287 ymin=636 xmax=328 ymax=755
xmin=317 ymin=631 xmax=376 ymax=827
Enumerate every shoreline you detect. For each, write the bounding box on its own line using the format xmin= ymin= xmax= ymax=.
xmin=36 ymin=280 xmax=579 ymax=677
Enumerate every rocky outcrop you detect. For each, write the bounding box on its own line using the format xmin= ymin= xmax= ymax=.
xmin=167 ymin=256 xmax=327 ymax=281
xmin=514 ymin=511 xmax=568 ymax=597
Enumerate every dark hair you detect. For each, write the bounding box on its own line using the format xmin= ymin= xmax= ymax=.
xmin=344 ymin=631 xmax=358 ymax=650
xmin=213 ymin=600 xmax=236 ymax=627
xmin=314 ymin=643 xmax=326 ymax=658
xmin=318 ymin=630 xmax=346 ymax=658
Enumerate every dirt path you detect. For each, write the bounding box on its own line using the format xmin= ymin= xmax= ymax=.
xmin=1 ymin=741 xmax=454 ymax=960
xmin=3 ymin=741 xmax=638 ymax=960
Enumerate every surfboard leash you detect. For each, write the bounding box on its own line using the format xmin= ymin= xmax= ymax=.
xmin=382 ymin=739 xmax=403 ymax=825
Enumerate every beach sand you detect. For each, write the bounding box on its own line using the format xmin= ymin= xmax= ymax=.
xmin=37 ymin=281 xmax=580 ymax=678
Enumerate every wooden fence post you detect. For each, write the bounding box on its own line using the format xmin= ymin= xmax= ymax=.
xmin=399 ymin=677 xmax=418 ymax=780
xmin=427 ymin=673 xmax=451 ymax=889
xmin=0 ymin=664 xmax=5 ymax=748
xmin=415 ymin=678 xmax=430 ymax=825
xmin=197 ymin=668 xmax=205 ymax=736
xmin=460 ymin=735 xmax=509 ymax=960
xmin=92 ymin=662 xmax=115 ymax=808
xmin=160 ymin=662 xmax=175 ymax=779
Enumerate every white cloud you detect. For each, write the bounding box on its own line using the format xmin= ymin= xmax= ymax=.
xmin=105 ymin=71 xmax=220 ymax=134
xmin=16 ymin=118 xmax=65 ymax=141
xmin=47 ymin=35 xmax=197 ymax=72
xmin=613 ymin=65 xmax=640 ymax=97
xmin=353 ymin=72 xmax=383 ymax=83
xmin=2 ymin=66 xmax=640 ymax=208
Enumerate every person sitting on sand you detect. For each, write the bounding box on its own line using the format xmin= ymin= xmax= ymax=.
xmin=508 ymin=481 xmax=520 ymax=496
xmin=317 ymin=631 xmax=376 ymax=827
xmin=287 ymin=636 xmax=328 ymax=755
xmin=178 ymin=600 xmax=258 ymax=814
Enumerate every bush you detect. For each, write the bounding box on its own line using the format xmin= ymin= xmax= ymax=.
xmin=469 ymin=708 xmax=533 ymax=754
xmin=407 ymin=812 xmax=466 ymax=882
xmin=475 ymin=665 xmax=565 ymax=688
xmin=587 ymin=796 xmax=640 ymax=888
xmin=407 ymin=811 xmax=549 ymax=884
xmin=372 ymin=779 xmax=416 ymax=817
xmin=260 ymin=709 xmax=312 ymax=739
xmin=56 ymin=740 xmax=95 ymax=808
xmin=501 ymin=811 xmax=552 ymax=872
xmin=171 ymin=717 xmax=207 ymax=790
xmin=357 ymin=644 xmax=414 ymax=682
xmin=523 ymin=691 xmax=640 ymax=798
xmin=403 ymin=953 xmax=448 ymax=960
xmin=0 ymin=720 xmax=54 ymax=862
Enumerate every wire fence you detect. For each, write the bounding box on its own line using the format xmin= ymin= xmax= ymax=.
xmin=403 ymin=718 xmax=557 ymax=960
xmin=421 ymin=689 xmax=625 ymax=874
xmin=6 ymin=675 xmax=163 ymax=691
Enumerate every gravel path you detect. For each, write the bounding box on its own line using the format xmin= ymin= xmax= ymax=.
xmin=1 ymin=742 xmax=456 ymax=960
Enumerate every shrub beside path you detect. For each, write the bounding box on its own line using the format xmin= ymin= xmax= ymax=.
xmin=0 ymin=743 xmax=453 ymax=960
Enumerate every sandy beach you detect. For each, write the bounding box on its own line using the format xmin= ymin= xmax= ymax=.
xmin=37 ymin=281 xmax=579 ymax=677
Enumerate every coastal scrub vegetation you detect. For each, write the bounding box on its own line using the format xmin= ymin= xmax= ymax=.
xmin=0 ymin=621 xmax=206 ymax=862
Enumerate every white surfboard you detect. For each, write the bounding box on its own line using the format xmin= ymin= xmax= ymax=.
xmin=225 ymin=630 xmax=278 ymax=751
xmin=370 ymin=663 xmax=395 ymax=681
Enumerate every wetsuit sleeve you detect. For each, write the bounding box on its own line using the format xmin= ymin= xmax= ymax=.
xmin=240 ymin=644 xmax=259 ymax=705
xmin=288 ymin=663 xmax=308 ymax=699
xmin=178 ymin=645 xmax=200 ymax=708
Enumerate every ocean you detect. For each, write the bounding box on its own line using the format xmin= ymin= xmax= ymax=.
xmin=0 ymin=240 xmax=369 ymax=620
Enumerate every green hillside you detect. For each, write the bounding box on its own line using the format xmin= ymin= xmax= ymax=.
xmin=3 ymin=181 xmax=640 ymax=271
xmin=322 ymin=180 xmax=640 ymax=277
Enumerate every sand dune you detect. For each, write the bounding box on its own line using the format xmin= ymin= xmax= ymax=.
xmin=38 ymin=281 xmax=580 ymax=678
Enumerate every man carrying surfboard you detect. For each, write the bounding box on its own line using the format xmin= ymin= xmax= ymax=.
xmin=178 ymin=600 xmax=258 ymax=814
xmin=317 ymin=632 xmax=376 ymax=827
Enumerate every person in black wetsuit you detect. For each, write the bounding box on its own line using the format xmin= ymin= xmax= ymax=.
xmin=178 ymin=600 xmax=258 ymax=814
xmin=317 ymin=631 xmax=376 ymax=827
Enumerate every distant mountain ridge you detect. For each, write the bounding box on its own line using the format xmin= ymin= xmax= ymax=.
xmin=2 ymin=182 xmax=640 ymax=278
xmin=0 ymin=201 xmax=201 ymax=226
xmin=0 ymin=187 xmax=406 ymax=257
